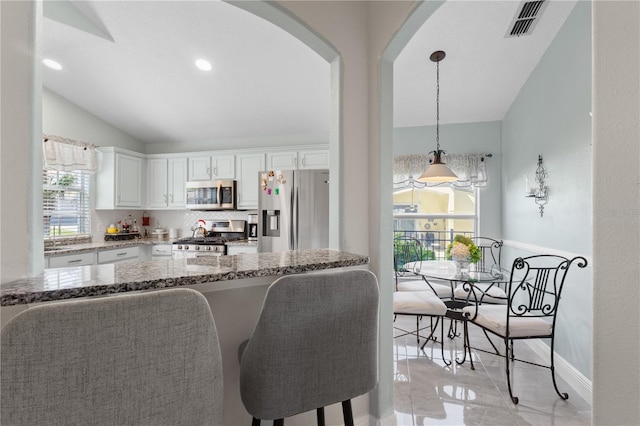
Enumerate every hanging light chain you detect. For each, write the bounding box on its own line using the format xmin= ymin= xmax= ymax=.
xmin=435 ymin=57 xmax=440 ymax=152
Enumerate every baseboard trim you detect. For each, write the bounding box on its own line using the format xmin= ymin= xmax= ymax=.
xmin=524 ymin=339 xmax=592 ymax=406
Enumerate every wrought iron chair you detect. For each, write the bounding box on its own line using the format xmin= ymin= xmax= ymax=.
xmin=461 ymin=255 xmax=588 ymax=404
xmin=393 ymin=291 xmax=448 ymax=357
xmin=394 ymin=235 xmax=451 ymax=298
xmin=454 ymin=237 xmax=507 ymax=304
xmin=393 ymin=236 xmax=450 ymax=353
xmin=471 ymin=237 xmax=503 ymax=273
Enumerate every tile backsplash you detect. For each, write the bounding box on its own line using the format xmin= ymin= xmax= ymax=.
xmin=92 ymin=209 xmax=255 ymax=241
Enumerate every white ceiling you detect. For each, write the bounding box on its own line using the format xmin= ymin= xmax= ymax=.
xmin=42 ymin=0 xmax=577 ymax=146
xmin=394 ymin=0 xmax=577 ymax=127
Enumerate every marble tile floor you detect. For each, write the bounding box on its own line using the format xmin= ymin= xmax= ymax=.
xmin=392 ymin=316 xmax=592 ymax=426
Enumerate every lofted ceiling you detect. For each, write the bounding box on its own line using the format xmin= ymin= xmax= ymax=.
xmin=42 ymin=0 xmax=577 ymax=146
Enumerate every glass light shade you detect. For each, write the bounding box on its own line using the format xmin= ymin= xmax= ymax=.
xmin=417 ymin=163 xmax=458 ymax=182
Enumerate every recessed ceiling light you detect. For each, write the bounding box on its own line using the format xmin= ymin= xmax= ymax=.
xmin=195 ymin=59 xmax=212 ymax=72
xmin=43 ymin=58 xmax=62 ymax=71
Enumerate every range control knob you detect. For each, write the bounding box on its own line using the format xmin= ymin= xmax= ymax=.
xmin=195 ymin=245 xmax=200 ymax=250
xmin=184 ymin=245 xmax=189 ymax=250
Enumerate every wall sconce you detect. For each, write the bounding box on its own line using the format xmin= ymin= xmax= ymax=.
xmin=525 ymin=155 xmax=548 ymax=217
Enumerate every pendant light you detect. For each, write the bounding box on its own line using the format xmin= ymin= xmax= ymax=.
xmin=417 ymin=50 xmax=458 ymax=183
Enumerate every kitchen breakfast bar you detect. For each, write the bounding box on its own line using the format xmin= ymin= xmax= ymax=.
xmin=0 ymin=249 xmax=370 ymax=425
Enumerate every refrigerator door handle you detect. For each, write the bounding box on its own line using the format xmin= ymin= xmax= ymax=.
xmin=291 ymin=187 xmax=299 ymax=250
xmin=295 ymin=187 xmax=300 ymax=249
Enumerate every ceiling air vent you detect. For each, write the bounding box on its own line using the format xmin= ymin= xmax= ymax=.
xmin=506 ymin=0 xmax=547 ymax=37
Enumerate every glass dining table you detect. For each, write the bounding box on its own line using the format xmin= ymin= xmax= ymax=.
xmin=402 ymin=260 xmax=511 ymax=369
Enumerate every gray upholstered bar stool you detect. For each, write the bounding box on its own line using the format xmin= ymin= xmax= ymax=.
xmin=1 ymin=288 xmax=224 ymax=426
xmin=239 ymin=270 xmax=379 ymax=426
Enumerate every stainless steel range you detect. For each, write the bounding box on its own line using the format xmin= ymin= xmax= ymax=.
xmin=172 ymin=220 xmax=246 ymax=258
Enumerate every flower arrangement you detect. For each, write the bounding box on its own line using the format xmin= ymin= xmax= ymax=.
xmin=446 ymin=235 xmax=481 ymax=264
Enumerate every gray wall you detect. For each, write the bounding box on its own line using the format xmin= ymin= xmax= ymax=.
xmin=501 ymin=1 xmax=592 ymax=379
xmin=393 ymin=121 xmax=503 ymax=245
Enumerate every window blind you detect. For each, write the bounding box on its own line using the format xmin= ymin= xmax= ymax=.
xmin=43 ymin=169 xmax=91 ymax=239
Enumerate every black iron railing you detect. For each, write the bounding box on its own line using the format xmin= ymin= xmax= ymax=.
xmin=393 ymin=229 xmax=474 ymax=260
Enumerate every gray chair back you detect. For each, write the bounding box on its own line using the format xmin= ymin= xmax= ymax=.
xmin=239 ymin=270 xmax=379 ymax=421
xmin=1 ymin=289 xmax=223 ymax=426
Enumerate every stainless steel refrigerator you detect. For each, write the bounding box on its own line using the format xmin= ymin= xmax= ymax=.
xmin=258 ymin=169 xmax=329 ymax=252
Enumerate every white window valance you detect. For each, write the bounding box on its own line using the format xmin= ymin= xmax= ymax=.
xmin=43 ymin=135 xmax=97 ymax=173
xmin=394 ymin=153 xmax=489 ymax=189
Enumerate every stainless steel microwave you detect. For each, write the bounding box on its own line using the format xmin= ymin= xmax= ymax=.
xmin=186 ymin=180 xmax=237 ymax=210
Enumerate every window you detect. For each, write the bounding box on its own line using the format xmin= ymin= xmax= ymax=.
xmin=43 ymin=169 xmax=91 ymax=239
xmin=393 ymin=185 xmax=478 ymax=259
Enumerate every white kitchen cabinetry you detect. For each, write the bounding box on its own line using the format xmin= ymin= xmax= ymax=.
xmin=151 ymin=244 xmax=172 ymax=259
xmin=226 ymin=245 xmax=258 ymax=255
xmin=147 ymin=157 xmax=187 ymax=209
xmin=266 ymin=149 xmax=329 ymax=170
xmin=299 ymin=150 xmax=329 ymax=169
xmin=266 ymin=151 xmax=297 ymax=170
xmin=236 ymin=153 xmax=265 ymax=209
xmin=48 ymin=252 xmax=96 ymax=268
xmin=96 ymin=148 xmax=144 ymax=209
xmin=98 ymin=246 xmax=140 ymax=264
xmin=188 ymin=154 xmax=235 ymax=181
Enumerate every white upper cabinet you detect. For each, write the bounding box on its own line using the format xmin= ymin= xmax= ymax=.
xmin=299 ymin=150 xmax=330 ymax=169
xmin=96 ymin=148 xmax=144 ymax=209
xmin=266 ymin=149 xmax=329 ymax=170
xmin=236 ymin=152 xmax=265 ymax=210
xmin=168 ymin=158 xmax=188 ymax=207
xmin=147 ymin=157 xmax=187 ymax=209
xmin=188 ymin=154 xmax=235 ymax=181
xmin=147 ymin=158 xmax=168 ymax=208
xmin=266 ymin=151 xmax=297 ymax=170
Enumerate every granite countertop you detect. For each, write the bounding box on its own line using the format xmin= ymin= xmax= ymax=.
xmin=225 ymin=240 xmax=257 ymax=246
xmin=1 ymin=249 xmax=369 ymax=306
xmin=44 ymin=237 xmax=176 ymax=256
xmin=44 ymin=238 xmax=256 ymax=256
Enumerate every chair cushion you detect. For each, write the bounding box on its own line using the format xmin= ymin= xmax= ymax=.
xmin=454 ymin=283 xmax=507 ymax=304
xmin=393 ymin=291 xmax=447 ymax=316
xmin=397 ymin=280 xmax=452 ymax=298
xmin=462 ymin=304 xmax=552 ymax=337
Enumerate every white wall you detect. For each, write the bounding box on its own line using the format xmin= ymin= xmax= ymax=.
xmin=501 ymin=0 xmax=592 ymax=381
xmin=43 ymin=89 xmax=146 ymax=152
xmin=394 ymin=121 xmax=502 ymax=238
xmin=144 ymin=133 xmax=328 ymax=154
xmin=592 ymin=1 xmax=640 ymax=423
xmin=0 ymin=1 xmax=42 ymax=282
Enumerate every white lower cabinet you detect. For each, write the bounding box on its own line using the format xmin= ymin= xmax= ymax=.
xmin=48 ymin=252 xmax=96 ymax=268
xmin=151 ymin=244 xmax=172 ymax=260
xmin=226 ymin=245 xmax=258 ymax=255
xmin=98 ymin=247 xmax=140 ymax=264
